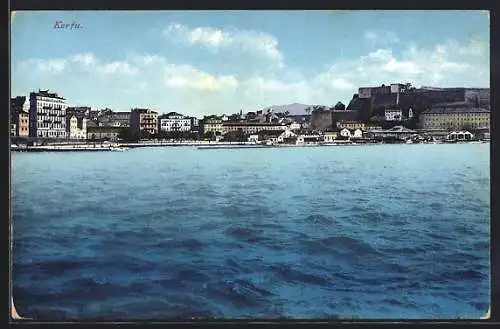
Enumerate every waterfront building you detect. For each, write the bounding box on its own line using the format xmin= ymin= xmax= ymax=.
xmin=87 ymin=126 xmax=122 ymax=141
xmin=419 ymin=106 xmax=490 ymax=131
xmin=336 ymin=121 xmax=366 ymax=130
xmin=200 ymin=116 xmax=224 ymax=135
xmin=352 ymin=129 xmax=363 ymax=139
xmin=297 ymin=134 xmax=323 ymax=144
xmin=11 ymin=96 xmax=30 ymax=137
xmin=98 ymin=110 xmax=130 ymax=127
xmin=248 ymin=134 xmax=259 ymax=143
xmin=287 ymin=122 xmax=302 ymax=131
xmin=222 ymin=122 xmax=287 ymax=135
xmin=28 ymin=89 xmax=67 ymax=139
xmin=190 ymin=117 xmax=200 ymax=134
xmin=339 ymin=128 xmax=351 ymax=138
xmin=447 ymin=131 xmax=474 ymax=141
xmin=323 ymin=131 xmax=338 ymax=143
xmin=277 ymin=129 xmax=297 ymax=143
xmin=158 ymin=112 xmax=191 ymax=132
xmin=130 ymin=108 xmax=158 ymax=135
xmin=66 ymin=108 xmax=87 ymax=139
xmin=384 ymin=107 xmax=403 ymax=121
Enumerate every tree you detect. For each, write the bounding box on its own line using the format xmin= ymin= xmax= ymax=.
xmin=334 ymin=101 xmax=346 ymax=111
xmin=204 ymin=131 xmax=216 ymax=141
xmin=118 ymin=127 xmax=139 ymax=142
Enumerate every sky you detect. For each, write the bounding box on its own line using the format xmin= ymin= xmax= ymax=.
xmin=11 ymin=10 xmax=490 ymax=117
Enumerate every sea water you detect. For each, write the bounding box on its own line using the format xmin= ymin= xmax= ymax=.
xmin=11 ymin=144 xmax=490 ymax=320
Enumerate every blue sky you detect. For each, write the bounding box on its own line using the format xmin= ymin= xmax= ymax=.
xmin=11 ymin=10 xmax=489 ymax=117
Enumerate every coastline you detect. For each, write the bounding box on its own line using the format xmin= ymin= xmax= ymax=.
xmin=10 ymin=140 xmax=489 ymax=152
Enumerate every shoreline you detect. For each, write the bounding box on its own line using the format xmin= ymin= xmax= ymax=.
xmin=10 ymin=140 xmax=489 ymax=152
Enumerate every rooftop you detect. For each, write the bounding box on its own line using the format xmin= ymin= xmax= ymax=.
xmin=31 ymin=89 xmax=65 ymax=100
xmin=163 ymin=111 xmax=185 ymax=117
xmin=132 ymin=108 xmax=158 ymax=114
xmin=422 ymin=107 xmax=490 ymax=114
xmin=223 ymin=122 xmax=286 ymax=126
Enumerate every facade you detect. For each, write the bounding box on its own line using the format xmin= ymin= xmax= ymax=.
xmin=385 ymin=107 xmax=403 ymax=121
xmin=200 ymin=116 xmax=224 ymax=135
xmin=66 ymin=110 xmax=87 ymax=139
xmin=352 ymin=129 xmax=363 ymax=138
xmin=323 ymin=131 xmax=338 ymax=143
xmin=222 ymin=122 xmax=287 ymax=135
xmin=248 ymin=134 xmax=259 ymax=143
xmin=297 ymin=134 xmax=323 ymax=144
xmin=11 ymin=96 xmax=30 ymax=137
xmin=98 ymin=110 xmax=130 ymax=127
xmin=277 ymin=129 xmax=297 ymax=143
xmin=130 ymin=108 xmax=158 ymax=135
xmin=337 ymin=121 xmax=366 ymax=130
xmin=158 ymin=112 xmax=191 ymax=132
xmin=288 ymin=122 xmax=302 ymax=131
xmin=339 ymin=128 xmax=351 ymax=138
xmin=190 ymin=117 xmax=200 ymax=134
xmin=29 ymin=90 xmax=67 ymax=139
xmin=87 ymin=126 xmax=122 ymax=141
xmin=419 ymin=107 xmax=490 ymax=131
xmin=447 ymin=131 xmax=474 ymax=141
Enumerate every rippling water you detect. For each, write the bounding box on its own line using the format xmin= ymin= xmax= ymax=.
xmin=11 ymin=144 xmax=490 ymax=320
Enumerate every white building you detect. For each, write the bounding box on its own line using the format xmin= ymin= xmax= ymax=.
xmin=158 ymin=112 xmax=191 ymax=132
xmin=385 ymin=108 xmax=403 ymax=121
xmin=408 ymin=108 xmax=414 ymax=119
xmin=323 ymin=132 xmax=338 ymax=143
xmin=67 ymin=115 xmax=87 ymax=139
xmin=339 ymin=128 xmax=351 ymax=138
xmin=352 ymin=129 xmax=363 ymax=138
xmin=248 ymin=134 xmax=259 ymax=143
xmin=29 ymin=89 xmax=68 ymax=138
xmin=448 ymin=131 xmax=474 ymax=141
xmin=288 ymin=122 xmax=302 ymax=131
xmin=277 ymin=129 xmax=297 ymax=143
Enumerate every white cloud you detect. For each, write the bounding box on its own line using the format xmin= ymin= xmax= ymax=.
xmin=164 ymin=23 xmax=284 ymax=66
xmin=20 ymin=58 xmax=68 ymax=73
xmin=97 ymin=61 xmax=138 ymax=76
xmin=131 ymin=54 xmax=239 ymax=91
xmin=14 ymin=37 xmax=488 ymax=116
xmin=364 ymin=30 xmax=400 ymax=44
xmin=71 ymin=53 xmax=97 ymax=67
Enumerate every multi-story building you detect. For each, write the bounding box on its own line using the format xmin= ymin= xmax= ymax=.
xmin=200 ymin=116 xmax=224 ymax=135
xmin=11 ymin=96 xmax=30 ymax=137
xmin=419 ymin=106 xmax=490 ymax=131
xmin=29 ymin=89 xmax=67 ymax=139
xmin=222 ymin=122 xmax=287 ymax=135
xmin=66 ymin=108 xmax=87 ymax=139
xmin=384 ymin=107 xmax=403 ymax=121
xmin=87 ymin=126 xmax=122 ymax=141
xmin=158 ymin=112 xmax=191 ymax=132
xmin=98 ymin=109 xmax=131 ymax=127
xmin=336 ymin=121 xmax=366 ymax=130
xmin=190 ymin=117 xmax=200 ymax=134
xmin=130 ymin=108 xmax=158 ymax=135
